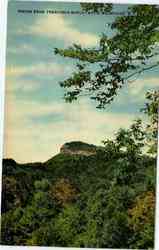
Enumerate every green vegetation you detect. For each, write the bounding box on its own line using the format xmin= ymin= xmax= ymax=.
xmin=1 ymin=90 xmax=158 ymax=248
xmin=1 ymin=3 xmax=158 ymax=249
xmin=55 ymin=4 xmax=159 ymax=108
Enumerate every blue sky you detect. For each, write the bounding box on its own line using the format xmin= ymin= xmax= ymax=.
xmin=3 ymin=1 xmax=159 ymax=162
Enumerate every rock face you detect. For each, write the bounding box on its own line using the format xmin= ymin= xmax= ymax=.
xmin=60 ymin=141 xmax=97 ymax=156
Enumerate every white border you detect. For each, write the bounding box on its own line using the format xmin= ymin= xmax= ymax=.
xmin=5 ymin=0 xmax=159 ymax=3
xmin=0 ymin=0 xmax=7 ymax=218
xmin=0 ymin=1 xmax=159 ymax=250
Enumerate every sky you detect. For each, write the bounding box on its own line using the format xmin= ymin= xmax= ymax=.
xmin=3 ymin=0 xmax=159 ymax=163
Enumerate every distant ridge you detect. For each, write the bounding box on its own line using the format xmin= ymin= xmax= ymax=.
xmin=3 ymin=141 xmax=100 ymax=166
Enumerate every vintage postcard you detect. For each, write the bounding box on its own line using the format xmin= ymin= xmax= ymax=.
xmin=1 ymin=1 xmax=159 ymax=249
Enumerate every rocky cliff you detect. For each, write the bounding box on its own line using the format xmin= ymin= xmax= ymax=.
xmin=60 ymin=141 xmax=97 ymax=156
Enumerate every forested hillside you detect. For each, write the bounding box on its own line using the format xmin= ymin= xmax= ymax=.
xmin=1 ymin=90 xmax=158 ymax=248
xmin=1 ymin=118 xmax=157 ymax=248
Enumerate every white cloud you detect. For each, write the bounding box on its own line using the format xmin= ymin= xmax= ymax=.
xmin=104 ymin=76 xmax=159 ymax=108
xmin=22 ymin=14 xmax=98 ymax=47
xmin=3 ymin=95 xmax=137 ymax=163
xmin=6 ymin=79 xmax=41 ymax=93
xmin=5 ymin=67 xmax=157 ymax=163
xmin=128 ymin=77 xmax=159 ymax=98
xmin=7 ymin=44 xmax=37 ymax=55
xmin=6 ymin=62 xmax=71 ymax=78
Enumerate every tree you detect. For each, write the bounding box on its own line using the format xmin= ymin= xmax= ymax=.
xmin=142 ymin=90 xmax=159 ymax=154
xmin=50 ymin=178 xmax=78 ymax=207
xmin=13 ymin=179 xmax=56 ymax=244
xmin=54 ymin=4 xmax=159 ymax=108
xmin=103 ymin=119 xmax=146 ymax=156
xmin=53 ymin=204 xmax=81 ymax=246
xmin=1 ymin=176 xmax=19 ymax=213
xmin=128 ymin=191 xmax=155 ymax=249
xmin=1 ymin=207 xmax=24 ymax=245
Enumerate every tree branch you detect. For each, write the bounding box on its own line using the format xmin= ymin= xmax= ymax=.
xmin=125 ymin=62 xmax=159 ymax=82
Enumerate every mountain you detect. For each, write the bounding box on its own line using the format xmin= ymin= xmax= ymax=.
xmin=1 ymin=141 xmax=102 ymax=213
xmin=60 ymin=141 xmax=98 ymax=156
xmin=1 ymin=141 xmax=156 ymax=248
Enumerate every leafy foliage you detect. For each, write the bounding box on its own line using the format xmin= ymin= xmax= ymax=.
xmin=103 ymin=119 xmax=146 ymax=156
xmin=50 ymin=178 xmax=78 ymax=206
xmin=142 ymin=90 xmax=159 ymax=154
xmin=1 ymin=92 xmax=157 ymax=248
xmin=54 ymin=4 xmax=159 ymax=108
xmin=128 ymin=191 xmax=155 ymax=249
xmin=1 ymin=3 xmax=158 ymax=249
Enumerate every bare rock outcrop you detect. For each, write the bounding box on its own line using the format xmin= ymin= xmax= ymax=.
xmin=60 ymin=141 xmax=97 ymax=156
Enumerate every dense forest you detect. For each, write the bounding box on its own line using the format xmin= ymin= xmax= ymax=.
xmin=1 ymin=3 xmax=159 ymax=249
xmin=1 ymin=90 xmax=158 ymax=248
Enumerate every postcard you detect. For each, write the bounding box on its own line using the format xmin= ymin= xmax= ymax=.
xmin=1 ymin=1 xmax=159 ymax=249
